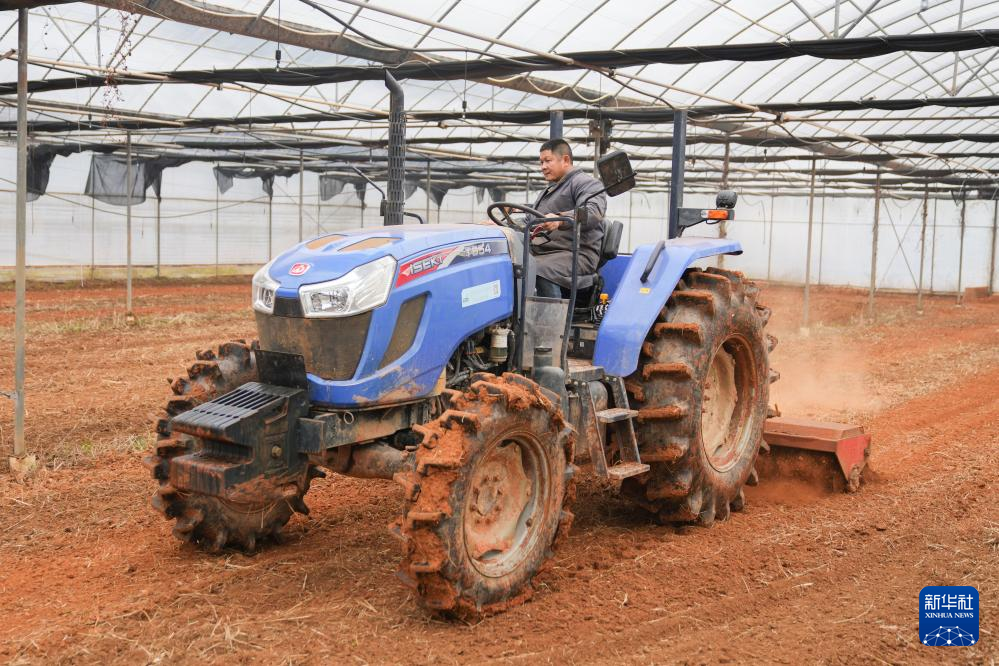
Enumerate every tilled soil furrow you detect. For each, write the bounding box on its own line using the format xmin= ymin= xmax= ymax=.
xmin=0 ymin=281 xmax=995 ymax=664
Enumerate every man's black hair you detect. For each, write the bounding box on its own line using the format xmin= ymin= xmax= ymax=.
xmin=540 ymin=138 xmax=572 ymax=161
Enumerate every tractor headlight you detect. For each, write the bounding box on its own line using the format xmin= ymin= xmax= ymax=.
xmin=252 ymin=259 xmax=279 ymax=314
xmin=299 ymin=255 xmax=397 ymax=318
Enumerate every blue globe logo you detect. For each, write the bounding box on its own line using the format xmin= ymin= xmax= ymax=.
xmin=922 ymin=626 xmax=976 ymax=646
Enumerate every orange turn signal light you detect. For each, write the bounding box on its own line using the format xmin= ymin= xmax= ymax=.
xmin=703 ymin=209 xmax=731 ymax=220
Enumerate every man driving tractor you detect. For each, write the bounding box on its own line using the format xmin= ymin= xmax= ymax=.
xmin=482 ymin=139 xmax=608 ymax=297
xmin=527 ymin=139 xmax=608 ymax=298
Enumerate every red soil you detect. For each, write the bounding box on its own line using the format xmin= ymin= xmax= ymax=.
xmin=0 ymin=279 xmax=996 ymax=664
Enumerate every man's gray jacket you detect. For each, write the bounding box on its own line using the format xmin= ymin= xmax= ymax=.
xmin=527 ymin=168 xmax=607 ymax=289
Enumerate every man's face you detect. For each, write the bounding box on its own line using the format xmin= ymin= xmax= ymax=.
xmin=539 ymin=149 xmax=572 ymax=182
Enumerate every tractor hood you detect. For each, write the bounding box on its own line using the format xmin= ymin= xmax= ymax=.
xmin=254 ymin=222 xmax=516 ymax=408
xmin=268 ymin=224 xmax=508 ymax=298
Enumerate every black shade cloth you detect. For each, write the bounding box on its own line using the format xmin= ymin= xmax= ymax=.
xmin=30 ymin=139 xmax=999 ymax=171
xmin=28 ymin=142 xmax=120 ymax=200
xmin=318 ymin=174 xmax=372 ymax=204
xmin=83 ymin=153 xmax=191 ymax=205
xmin=421 ymin=181 xmax=450 ymax=207
xmin=319 ymin=174 xmax=346 ymax=201
xmin=214 ymin=165 xmax=297 ymax=198
xmin=11 ymin=92 xmax=999 ymax=134
xmin=5 ymin=30 xmax=999 ymax=95
xmin=85 ymin=153 xmax=149 ymax=206
xmin=488 ymin=187 xmax=508 ymax=203
xmin=615 ymin=132 xmax=999 ymax=148
xmin=319 ymin=173 xmax=420 ymax=203
xmin=404 ymin=177 xmax=419 ymax=200
xmin=26 ymin=144 xmax=77 ymax=201
xmin=62 ymin=131 xmax=999 ymax=153
xmin=146 ymin=156 xmax=191 ymax=199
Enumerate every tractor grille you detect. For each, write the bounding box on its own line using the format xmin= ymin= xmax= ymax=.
xmin=255 ymin=310 xmax=371 ymax=381
xmin=379 ymin=294 xmax=426 ymax=369
xmin=273 ymin=296 xmax=304 ymax=317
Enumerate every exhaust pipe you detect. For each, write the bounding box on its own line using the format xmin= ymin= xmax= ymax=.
xmin=383 ymin=71 xmax=405 ymax=226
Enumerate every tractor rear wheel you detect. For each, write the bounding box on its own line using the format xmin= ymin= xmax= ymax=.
xmin=146 ymin=340 xmax=315 ymax=552
xmin=622 ymin=268 xmax=775 ymax=525
xmin=393 ymin=373 xmax=575 ymax=618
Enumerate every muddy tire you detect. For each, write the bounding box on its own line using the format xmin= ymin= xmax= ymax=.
xmin=145 ymin=340 xmax=314 ymax=552
xmin=393 ymin=373 xmax=575 ymax=618
xmin=621 ymin=268 xmax=775 ymax=526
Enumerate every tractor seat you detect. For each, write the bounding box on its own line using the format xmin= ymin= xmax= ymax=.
xmin=599 ymin=220 xmax=623 ymax=268
xmin=574 ymin=220 xmax=624 ymax=313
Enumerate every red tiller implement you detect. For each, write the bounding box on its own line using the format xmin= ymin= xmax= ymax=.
xmin=757 ymin=416 xmax=872 ymax=492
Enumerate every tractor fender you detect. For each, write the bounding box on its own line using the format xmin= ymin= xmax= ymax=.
xmin=592 ymin=237 xmax=742 ymax=377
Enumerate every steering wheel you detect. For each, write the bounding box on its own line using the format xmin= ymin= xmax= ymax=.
xmin=486 ymin=202 xmax=545 ymax=231
xmin=486 ymin=202 xmax=574 ymax=242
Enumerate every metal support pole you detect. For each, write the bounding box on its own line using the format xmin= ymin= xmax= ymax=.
xmin=12 ymin=8 xmax=28 ymax=458
xmin=155 ymin=194 xmax=161 ymax=278
xmin=802 ymin=159 xmax=816 ymax=329
xmin=549 ymin=110 xmax=563 ymax=140
xmin=989 ymin=198 xmax=998 ymax=296
xmin=298 ymin=150 xmax=304 ymax=241
xmin=627 ymin=189 xmax=634 ymax=252
xmin=956 ymin=197 xmax=966 ymax=306
xmin=267 ymin=195 xmax=273 ymax=260
xmin=590 ymin=120 xmax=603 ymax=177
xmin=817 ymin=184 xmax=827 ymax=285
xmin=718 ymin=141 xmax=730 ymax=268
xmin=95 ymin=5 xmax=102 ymax=67
xmin=125 ymin=131 xmax=133 ymax=318
xmin=766 ymin=194 xmax=775 ymax=281
xmin=867 ymin=171 xmax=881 ymax=319
xmin=667 ymin=110 xmax=687 ymax=239
xmin=214 ymin=173 xmax=219 ymax=278
xmin=917 ymin=183 xmax=929 ymax=313
xmin=930 ymin=197 xmax=938 ymax=293
xmin=90 ymin=195 xmax=96 ymax=279
xmin=425 ymin=160 xmax=431 ymax=223
xmin=526 ymin=173 xmax=532 ymax=205
xmin=951 ymin=0 xmax=965 ymax=94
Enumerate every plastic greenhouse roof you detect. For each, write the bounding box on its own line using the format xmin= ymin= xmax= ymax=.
xmin=3 ymin=0 xmax=999 ymax=192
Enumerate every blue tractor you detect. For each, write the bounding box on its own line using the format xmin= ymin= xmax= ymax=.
xmin=147 ymin=77 xmax=773 ymax=618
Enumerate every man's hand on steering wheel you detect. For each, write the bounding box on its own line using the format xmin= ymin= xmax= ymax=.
xmin=536 ymin=213 xmax=566 ymax=233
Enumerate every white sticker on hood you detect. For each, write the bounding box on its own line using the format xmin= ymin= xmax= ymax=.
xmin=461 ymin=280 xmax=501 ymax=307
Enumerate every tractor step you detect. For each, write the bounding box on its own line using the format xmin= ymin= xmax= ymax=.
xmin=600 ymin=376 xmax=645 ymax=480
xmin=596 ymin=407 xmax=639 ymax=423
xmin=567 ymin=362 xmax=605 ymax=383
xmin=606 ymin=461 xmax=650 ymax=480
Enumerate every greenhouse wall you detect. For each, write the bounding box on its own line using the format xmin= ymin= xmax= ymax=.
xmin=1 ymin=148 xmax=996 ymax=294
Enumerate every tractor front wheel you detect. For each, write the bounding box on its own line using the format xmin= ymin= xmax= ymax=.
xmin=146 ymin=340 xmax=315 ymax=552
xmin=393 ymin=373 xmax=575 ymax=618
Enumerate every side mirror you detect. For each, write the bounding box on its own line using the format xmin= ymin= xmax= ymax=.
xmin=596 ymin=150 xmax=636 ymax=197
xmin=716 ymin=190 xmax=738 ymax=209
